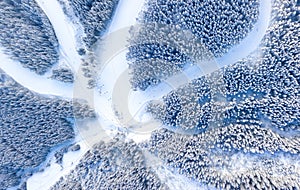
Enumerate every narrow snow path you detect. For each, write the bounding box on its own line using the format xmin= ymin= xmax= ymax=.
xmin=107 ymin=0 xmax=145 ymax=33
xmin=34 ymin=0 xmax=81 ymax=71
xmin=91 ymin=0 xmax=149 ymax=139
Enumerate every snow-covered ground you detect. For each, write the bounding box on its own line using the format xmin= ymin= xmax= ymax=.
xmin=107 ymin=0 xmax=145 ymax=33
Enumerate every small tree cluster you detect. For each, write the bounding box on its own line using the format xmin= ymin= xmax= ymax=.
xmin=51 ymin=67 xmax=74 ymax=83
xmin=80 ymin=51 xmax=99 ymax=89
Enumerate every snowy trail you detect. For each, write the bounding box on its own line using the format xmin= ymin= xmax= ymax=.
xmin=107 ymin=0 xmax=145 ymax=33
xmin=88 ymin=0 xmax=149 ymax=138
xmin=34 ymin=0 xmax=82 ymax=72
